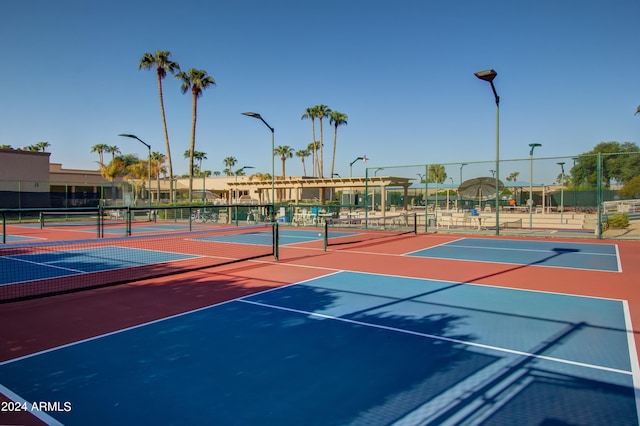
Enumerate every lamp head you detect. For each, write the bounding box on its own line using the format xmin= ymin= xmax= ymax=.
xmin=242 ymin=112 xmax=262 ymax=119
xmin=474 ymin=69 xmax=497 ymax=82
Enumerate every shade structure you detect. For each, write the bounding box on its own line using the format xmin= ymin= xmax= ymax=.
xmin=458 ymin=177 xmax=504 ymax=201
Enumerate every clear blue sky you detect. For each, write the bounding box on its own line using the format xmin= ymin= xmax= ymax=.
xmin=1 ymin=0 xmax=638 ymax=183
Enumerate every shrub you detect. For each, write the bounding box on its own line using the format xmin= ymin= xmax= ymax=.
xmin=607 ymin=213 xmax=629 ymax=229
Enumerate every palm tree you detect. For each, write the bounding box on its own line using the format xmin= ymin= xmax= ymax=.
xmin=329 ymin=111 xmax=348 ymax=178
xmin=306 ymin=142 xmax=317 ymax=176
xmin=25 ymin=145 xmax=40 ymax=152
xmin=151 ymin=151 xmax=167 ymax=202
xmin=193 ymin=151 xmax=207 ymax=176
xmin=105 ymin=145 xmax=120 ymax=161
xmin=91 ymin=144 xmax=109 ymax=166
xmin=35 ymin=141 xmax=50 ymax=152
xmin=296 ymin=149 xmax=311 ymax=176
xmin=314 ymin=104 xmax=332 ymax=177
xmin=274 ymin=145 xmax=293 ymax=200
xmin=301 ymin=107 xmax=319 ymax=176
xmin=506 ymin=171 xmax=520 ymax=183
xmin=274 ymin=145 xmax=294 ymax=177
xmin=139 ymin=51 xmax=180 ymax=203
xmin=175 ymin=68 xmax=216 ymax=201
xmin=636 ymin=105 xmax=640 ymax=115
xmin=0 ymin=144 xmax=12 ymax=149
xmin=99 ymin=156 xmax=126 ymax=201
xmin=223 ymin=156 xmax=237 ymax=176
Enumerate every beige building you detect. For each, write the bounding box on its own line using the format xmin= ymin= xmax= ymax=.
xmin=0 ymin=149 xmax=414 ymax=209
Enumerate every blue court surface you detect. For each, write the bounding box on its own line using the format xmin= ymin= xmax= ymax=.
xmin=408 ymin=238 xmax=621 ymax=272
xmin=194 ymin=229 xmax=356 ymax=246
xmin=0 ymin=246 xmax=197 ymax=285
xmin=0 ymin=234 xmax=43 ymax=243
xmin=1 ymin=271 xmax=636 ymax=425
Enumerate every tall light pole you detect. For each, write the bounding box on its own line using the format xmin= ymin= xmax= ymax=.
xmin=349 ymin=156 xmax=368 ymax=205
xmin=234 ymin=166 xmax=255 ymax=203
xmin=572 ymin=157 xmax=578 ymax=211
xmin=528 ymin=143 xmax=542 ymax=229
xmin=119 ymin=134 xmax=151 ymax=210
xmin=474 ymin=69 xmax=500 ymax=235
xmin=459 ymin=163 xmax=467 ymax=211
xmin=557 ymin=162 xmax=565 ymax=223
xmin=242 ymin=112 xmax=274 ymax=220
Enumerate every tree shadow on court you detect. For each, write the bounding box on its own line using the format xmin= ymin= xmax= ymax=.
xmin=237 ymin=284 xmax=498 ymax=426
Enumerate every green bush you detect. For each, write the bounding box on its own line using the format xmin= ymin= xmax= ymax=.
xmin=607 ymin=213 xmax=629 ymax=229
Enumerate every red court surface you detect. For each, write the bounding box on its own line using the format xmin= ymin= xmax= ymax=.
xmin=1 ymin=228 xmax=639 ymax=425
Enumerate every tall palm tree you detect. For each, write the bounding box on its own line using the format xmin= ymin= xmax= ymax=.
xmin=636 ymin=105 xmax=640 ymax=115
xmin=175 ymin=68 xmax=216 ymax=202
xmin=139 ymin=50 xmax=180 ymax=203
xmin=329 ymin=111 xmax=348 ymax=178
xmin=314 ymin=104 xmax=332 ymax=177
xmin=91 ymin=144 xmax=109 ymax=166
xmin=223 ymin=156 xmax=237 ymax=176
xmin=301 ymin=107 xmax=319 ymax=176
xmin=295 ymin=148 xmax=311 ymax=176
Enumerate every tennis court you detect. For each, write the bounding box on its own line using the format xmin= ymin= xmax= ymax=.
xmin=1 ymin=223 xmax=639 ymax=425
xmin=408 ymin=238 xmax=621 ymax=272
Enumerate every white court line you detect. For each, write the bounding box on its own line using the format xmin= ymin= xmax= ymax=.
xmin=622 ymin=300 xmax=640 ymax=424
xmin=437 ymin=241 xmax=618 ymax=257
xmin=240 ymin=298 xmax=632 ymax=376
xmin=0 ymin=384 xmax=64 ymax=426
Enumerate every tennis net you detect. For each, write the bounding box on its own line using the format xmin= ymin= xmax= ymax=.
xmin=324 ymin=212 xmax=417 ymax=248
xmin=0 ymin=223 xmax=277 ymax=302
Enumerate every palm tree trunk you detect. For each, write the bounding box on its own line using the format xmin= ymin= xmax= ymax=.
xmin=331 ymin=124 xmax=338 ymax=178
xmin=189 ymin=92 xmax=198 ymax=202
xmin=311 ymin=118 xmax=317 ymax=177
xmin=157 ymin=75 xmax=174 ymax=203
xmin=319 ymin=118 xmax=324 ymax=178
xmin=301 ymin=158 xmax=307 ymax=176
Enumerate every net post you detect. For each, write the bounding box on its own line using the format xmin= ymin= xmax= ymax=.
xmin=126 ymin=207 xmax=131 ymax=236
xmin=412 ymin=212 xmax=418 ymax=234
xmin=97 ymin=207 xmax=101 ymax=239
xmin=2 ymin=211 xmax=6 ymax=244
xmin=323 ymin=220 xmax=328 ymax=252
xmin=273 ymin=221 xmax=279 ymax=260
xmin=189 ymin=207 xmax=193 ymax=232
xmin=39 ymin=211 xmax=44 ymax=229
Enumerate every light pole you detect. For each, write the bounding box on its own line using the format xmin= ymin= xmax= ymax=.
xmin=572 ymin=157 xmax=578 ymax=211
xmin=459 ymin=163 xmax=467 ymax=211
xmin=528 ymin=143 xmax=542 ymax=229
xmin=242 ymin=112 xmax=274 ymax=220
xmin=234 ymin=166 xmax=255 ymax=203
xmin=557 ymin=162 xmax=565 ymax=223
xmin=119 ymin=134 xmax=151 ymax=210
xmin=474 ymin=69 xmax=500 ymax=235
xmin=349 ymin=156 xmax=368 ymax=205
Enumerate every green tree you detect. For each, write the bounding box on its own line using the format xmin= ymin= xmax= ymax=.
xmin=619 ymin=176 xmax=640 ymax=198
xmin=428 ymin=164 xmax=447 ymax=184
xmin=0 ymin=145 xmax=12 ymax=149
xmin=274 ymin=145 xmax=294 ymax=177
xmin=296 ymin=148 xmax=310 ymax=176
xmin=175 ymin=68 xmax=216 ymax=201
xmin=139 ymin=50 xmax=180 ymax=203
xmin=329 ymin=111 xmax=348 ymax=178
xmin=223 ymin=156 xmax=237 ymax=176
xmin=574 ymin=142 xmax=640 ymax=188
